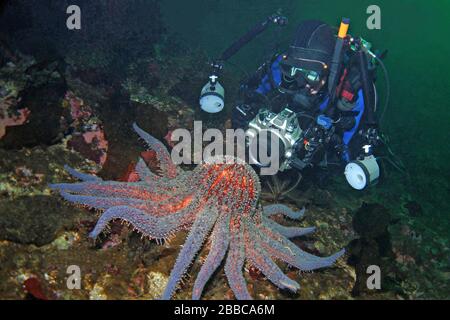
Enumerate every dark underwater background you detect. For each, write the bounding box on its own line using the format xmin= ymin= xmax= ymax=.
xmin=0 ymin=0 xmax=448 ymax=299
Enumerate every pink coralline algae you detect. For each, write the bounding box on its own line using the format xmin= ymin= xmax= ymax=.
xmin=81 ymin=127 xmax=108 ymax=165
xmin=0 ymin=97 xmax=30 ymax=140
xmin=64 ymin=91 xmax=108 ymax=166
xmin=50 ymin=123 xmax=344 ymax=300
xmin=65 ymin=91 xmax=92 ymax=122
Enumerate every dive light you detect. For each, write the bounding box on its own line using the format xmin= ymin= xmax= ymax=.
xmin=199 ymin=12 xmax=288 ymax=113
xmin=344 ymin=145 xmax=380 ymax=190
xmin=199 ymin=74 xmax=225 ymax=113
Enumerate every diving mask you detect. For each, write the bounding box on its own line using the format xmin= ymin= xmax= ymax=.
xmin=288 ymin=66 xmax=321 ymax=83
xmin=280 ymin=60 xmax=327 ymax=94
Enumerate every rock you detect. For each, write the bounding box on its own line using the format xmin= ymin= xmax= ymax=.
xmin=352 ymin=202 xmax=391 ymax=239
xmin=0 ymin=195 xmax=86 ymax=246
xmin=404 ymin=201 xmax=423 ymax=217
xmin=311 ymin=188 xmax=333 ymax=208
xmin=89 ymin=282 xmax=108 ymax=300
xmin=168 ymin=73 xmax=207 ymax=106
xmin=347 ymin=202 xmax=396 ymax=297
xmin=97 ymin=96 xmax=169 ymax=180
xmin=313 ymin=241 xmax=326 ymax=253
xmin=51 ymin=231 xmax=79 ymax=250
xmin=146 ymin=271 xmax=168 ymax=299
xmin=0 ymin=62 xmax=67 ymax=148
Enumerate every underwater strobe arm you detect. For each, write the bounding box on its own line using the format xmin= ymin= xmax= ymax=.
xmin=220 ymin=13 xmax=288 ymax=62
xmin=199 ymin=13 xmax=288 ymax=113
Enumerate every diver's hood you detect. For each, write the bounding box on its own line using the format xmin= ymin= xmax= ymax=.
xmin=281 ymin=20 xmax=335 ymax=73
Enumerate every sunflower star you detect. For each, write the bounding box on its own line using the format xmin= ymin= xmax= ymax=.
xmin=50 ymin=123 xmax=344 ymax=300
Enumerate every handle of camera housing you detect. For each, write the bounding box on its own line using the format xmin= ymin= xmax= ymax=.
xmin=231 ymin=103 xmax=259 ymax=129
xmin=288 ymin=143 xmax=314 ymax=171
xmin=289 ymin=122 xmax=335 ymax=171
xmin=290 ymin=157 xmax=310 ymax=171
xmin=290 ymin=139 xmax=322 ymax=171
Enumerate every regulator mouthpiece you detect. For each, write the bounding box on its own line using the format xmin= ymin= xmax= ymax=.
xmin=344 ymin=155 xmax=380 ymax=190
xmin=199 ymin=75 xmax=225 ymax=113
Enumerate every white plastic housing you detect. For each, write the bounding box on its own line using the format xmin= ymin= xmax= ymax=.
xmin=199 ymin=81 xmax=225 ymax=113
xmin=344 ymin=155 xmax=380 ymax=190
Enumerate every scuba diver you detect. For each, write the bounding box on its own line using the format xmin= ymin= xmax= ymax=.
xmin=200 ymin=15 xmax=390 ymax=190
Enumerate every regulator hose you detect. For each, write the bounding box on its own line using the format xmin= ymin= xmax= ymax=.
xmin=374 ymin=55 xmax=391 ymax=125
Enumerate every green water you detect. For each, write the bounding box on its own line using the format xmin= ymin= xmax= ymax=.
xmin=161 ymin=0 xmax=450 ymax=235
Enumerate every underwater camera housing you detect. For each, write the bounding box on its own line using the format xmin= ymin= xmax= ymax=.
xmin=245 ymin=107 xmax=381 ymax=190
xmin=246 ymin=107 xmax=302 ymax=171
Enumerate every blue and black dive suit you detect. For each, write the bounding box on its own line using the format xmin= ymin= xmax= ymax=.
xmin=232 ymin=20 xmax=376 ymax=166
xmin=256 ymin=54 xmax=366 ymax=162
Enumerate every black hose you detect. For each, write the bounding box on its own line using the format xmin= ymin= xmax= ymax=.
xmin=377 ymin=156 xmax=407 ymax=175
xmin=295 ymin=112 xmax=316 ymax=121
xmin=375 ymin=56 xmax=391 ymax=124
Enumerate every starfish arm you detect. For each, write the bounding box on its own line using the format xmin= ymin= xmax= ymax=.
xmin=49 ymin=181 xmax=160 ymax=201
xmin=258 ymin=222 xmax=345 ymax=271
xmin=224 ymin=219 xmax=252 ymax=300
xmin=262 ymin=204 xmax=305 ymax=220
xmin=245 ymin=233 xmax=300 ymax=292
xmin=133 ymin=123 xmax=177 ymax=179
xmin=192 ymin=215 xmax=231 ymax=300
xmin=88 ymin=205 xmax=191 ymax=240
xmin=58 ymin=191 xmax=145 ymax=210
xmin=247 ymin=221 xmax=299 ymax=267
xmin=63 ymin=165 xmax=103 ymax=182
xmin=162 ymin=208 xmax=219 ymax=300
xmin=262 ymin=216 xmax=316 ymax=238
xmin=135 ymin=157 xmax=160 ymax=183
